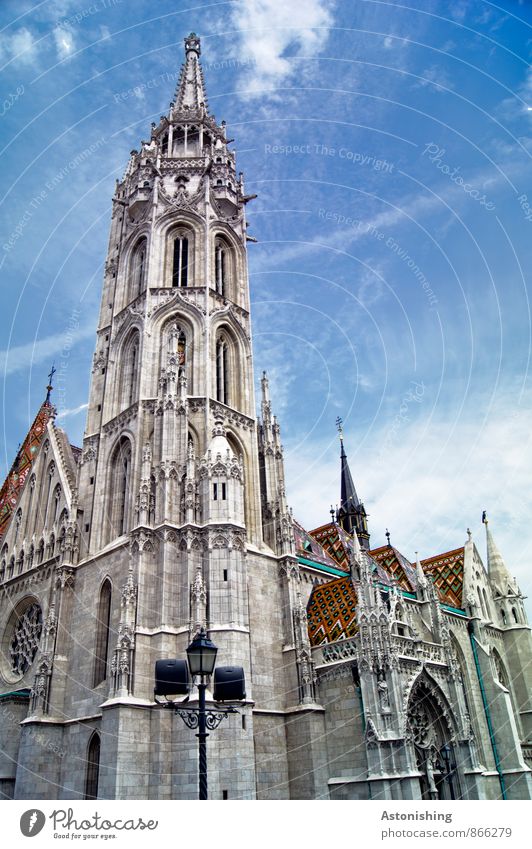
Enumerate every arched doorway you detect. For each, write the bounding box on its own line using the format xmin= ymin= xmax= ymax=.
xmin=406 ymin=677 xmax=459 ymax=800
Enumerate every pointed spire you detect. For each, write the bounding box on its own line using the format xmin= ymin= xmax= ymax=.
xmin=173 ymin=32 xmax=209 ymax=114
xmin=335 ymin=418 xmax=370 ymax=549
xmin=484 ymin=513 xmax=518 ymax=597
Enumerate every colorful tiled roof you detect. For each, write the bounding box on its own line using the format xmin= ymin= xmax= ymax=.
xmin=0 ymin=401 xmax=54 ymax=541
xmin=421 ymin=547 xmax=465 ymax=609
xmin=369 ymin=545 xmax=417 ymax=592
xmin=307 ymin=575 xmax=358 ymax=646
xmin=293 ymin=519 xmax=339 ymax=569
xmin=309 ymin=522 xmax=352 ymax=572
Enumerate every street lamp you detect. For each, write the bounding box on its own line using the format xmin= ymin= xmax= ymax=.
xmin=186 ymin=628 xmax=218 ymax=677
xmin=154 ymin=627 xmax=245 ymax=801
xmin=187 ymin=628 xmax=218 ymax=801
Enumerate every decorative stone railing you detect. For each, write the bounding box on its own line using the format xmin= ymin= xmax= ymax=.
xmin=313 ymin=634 xmax=446 ymax=667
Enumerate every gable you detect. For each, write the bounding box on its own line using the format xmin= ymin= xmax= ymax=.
xmin=0 ymin=401 xmax=54 ymax=542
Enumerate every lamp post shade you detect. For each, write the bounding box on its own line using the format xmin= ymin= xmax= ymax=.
xmin=186 ymin=628 xmax=218 ymax=677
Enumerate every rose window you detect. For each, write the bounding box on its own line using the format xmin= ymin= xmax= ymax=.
xmin=9 ymin=603 xmax=43 ymax=676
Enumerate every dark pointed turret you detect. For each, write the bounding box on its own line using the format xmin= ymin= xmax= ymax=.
xmin=335 ymin=418 xmax=370 ymax=549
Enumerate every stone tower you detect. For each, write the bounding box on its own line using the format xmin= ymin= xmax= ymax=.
xmin=0 ymin=33 xmax=321 ymax=801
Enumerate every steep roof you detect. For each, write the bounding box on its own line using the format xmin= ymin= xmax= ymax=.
xmin=368 ymin=545 xmax=417 ymax=592
xmin=0 ymin=400 xmax=54 ymax=542
xmin=307 ymin=575 xmax=358 ymax=646
xmin=293 ymin=519 xmax=340 ymax=569
xmin=421 ymin=547 xmax=465 ymax=609
xmin=309 ymin=522 xmax=353 ymax=572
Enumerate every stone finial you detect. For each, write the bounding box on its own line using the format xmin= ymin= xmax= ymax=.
xmin=185 ymin=32 xmax=201 ymax=55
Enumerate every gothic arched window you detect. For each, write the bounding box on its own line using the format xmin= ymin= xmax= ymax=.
xmin=17 ymin=549 xmax=24 ymax=575
xmin=214 ymin=237 xmax=230 ymax=296
xmin=84 ymin=732 xmax=101 ymax=800
xmin=500 ymin=608 xmax=507 ymax=625
xmin=166 ymin=323 xmax=186 ymax=370
xmin=216 ymin=336 xmax=229 ymax=405
xmin=108 ymin=438 xmax=132 ymax=541
xmin=172 ymin=231 xmax=189 ymax=287
xmin=8 ymin=556 xmax=15 ymax=579
xmin=512 ymin=607 xmax=519 ymax=624
xmin=93 ymin=580 xmax=112 ymax=687
xmin=130 ymin=239 xmax=147 ymax=299
xmin=121 ymin=332 xmax=140 ymax=409
xmin=36 ymin=539 xmax=44 ymax=565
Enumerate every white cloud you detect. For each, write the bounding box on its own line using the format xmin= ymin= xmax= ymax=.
xmin=0 ymin=27 xmax=37 ymax=66
xmin=0 ymin=325 xmax=94 ymax=377
xmin=53 ymin=25 xmax=75 ymax=60
xmin=228 ymin=0 xmax=335 ymax=97
xmin=416 ymin=65 xmax=455 ymax=93
xmin=284 ymin=383 xmax=532 ymax=608
xmin=56 ymin=402 xmax=88 ymax=419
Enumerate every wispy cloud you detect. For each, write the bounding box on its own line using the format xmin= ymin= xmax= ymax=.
xmin=0 ymin=325 xmax=94 ymax=377
xmin=228 ymin=0 xmax=335 ymax=97
xmin=416 ymin=65 xmax=455 ymax=92
xmin=284 ymin=382 xmax=532 ymax=596
xmin=56 ymin=402 xmax=88 ymax=419
xmin=53 ymin=25 xmax=75 ymax=60
xmin=0 ymin=27 xmax=37 ymax=66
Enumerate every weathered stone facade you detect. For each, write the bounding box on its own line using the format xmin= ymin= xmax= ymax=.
xmin=0 ymin=34 xmax=530 ymax=801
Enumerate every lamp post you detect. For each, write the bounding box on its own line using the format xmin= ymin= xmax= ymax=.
xmin=154 ymin=628 xmax=245 ymax=801
xmin=186 ymin=628 xmax=218 ymax=801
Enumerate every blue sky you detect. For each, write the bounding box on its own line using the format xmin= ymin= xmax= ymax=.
xmin=1 ymin=0 xmax=531 ymax=604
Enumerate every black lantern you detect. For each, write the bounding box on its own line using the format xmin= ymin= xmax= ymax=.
xmin=186 ymin=627 xmax=218 ymax=677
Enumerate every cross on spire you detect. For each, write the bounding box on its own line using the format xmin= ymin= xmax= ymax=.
xmin=46 ymin=363 xmax=56 ymax=403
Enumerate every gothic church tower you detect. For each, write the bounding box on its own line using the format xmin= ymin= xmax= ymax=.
xmin=0 ymin=33 xmax=319 ymax=801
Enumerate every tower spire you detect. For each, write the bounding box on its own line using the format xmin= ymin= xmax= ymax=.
xmin=172 ymin=32 xmax=209 ymax=114
xmin=483 ymin=512 xmax=518 ymax=597
xmin=335 ymin=419 xmax=370 ymax=549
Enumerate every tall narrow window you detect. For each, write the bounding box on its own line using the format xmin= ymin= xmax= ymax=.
xmin=85 ymin=733 xmax=101 ymax=800
xmin=93 ymin=581 xmax=112 ymax=687
xmin=216 ymin=338 xmax=229 ymax=405
xmin=109 ymin=439 xmax=132 ymax=540
xmin=121 ymin=332 xmax=140 ymax=410
xmin=127 ymin=342 xmax=138 ymax=407
xmin=215 ymin=241 xmax=227 ymax=296
xmin=172 ymin=235 xmax=189 ymax=287
xmin=131 ymin=240 xmax=147 ymax=298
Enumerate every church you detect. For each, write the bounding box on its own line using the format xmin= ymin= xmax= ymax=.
xmin=0 ymin=33 xmax=530 ymax=801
